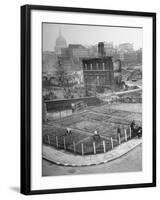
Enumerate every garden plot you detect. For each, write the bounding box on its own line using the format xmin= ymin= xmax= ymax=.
xmin=70 ymin=120 xmax=101 ymax=133
xmin=43 ymin=102 xmax=142 ymax=155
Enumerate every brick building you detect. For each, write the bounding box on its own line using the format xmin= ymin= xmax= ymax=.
xmin=82 ymin=56 xmax=114 ymax=92
xmin=82 ymin=42 xmax=122 ymax=92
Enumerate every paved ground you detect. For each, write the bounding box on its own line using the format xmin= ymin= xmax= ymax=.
xmin=43 ymin=138 xmax=141 ymax=166
xmin=42 ymin=144 xmax=142 ymax=176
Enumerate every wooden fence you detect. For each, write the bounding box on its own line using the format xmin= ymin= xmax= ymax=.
xmin=43 ymin=127 xmax=133 ymax=156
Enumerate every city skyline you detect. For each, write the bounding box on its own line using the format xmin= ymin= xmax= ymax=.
xmin=43 ymin=23 xmax=142 ymax=52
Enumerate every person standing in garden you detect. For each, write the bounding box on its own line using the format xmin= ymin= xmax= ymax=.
xmin=117 ymin=126 xmax=121 ymax=138
xmin=130 ymin=120 xmax=136 ymax=137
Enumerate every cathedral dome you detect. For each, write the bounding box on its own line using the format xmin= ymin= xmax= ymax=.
xmin=55 ymin=30 xmax=67 ymax=54
xmin=55 ymin=30 xmax=67 ymax=47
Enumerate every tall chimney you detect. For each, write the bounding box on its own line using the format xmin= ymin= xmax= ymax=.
xmin=98 ymin=42 xmax=105 ymax=57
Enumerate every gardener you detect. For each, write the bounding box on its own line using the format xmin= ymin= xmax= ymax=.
xmin=117 ymin=126 xmax=121 ymax=138
xmin=135 ymin=123 xmax=142 ymax=138
xmin=66 ymin=127 xmax=72 ymax=135
xmin=93 ymin=130 xmax=100 ymax=140
xmin=130 ymin=120 xmax=136 ymax=137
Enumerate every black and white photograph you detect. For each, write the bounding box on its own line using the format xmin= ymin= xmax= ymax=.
xmin=0 ymin=0 xmax=158 ymax=199
xmin=20 ymin=5 xmax=156 ymax=194
xmin=42 ymin=23 xmax=143 ymax=176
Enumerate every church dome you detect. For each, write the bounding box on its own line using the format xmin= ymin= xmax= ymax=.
xmin=55 ymin=30 xmax=67 ymax=47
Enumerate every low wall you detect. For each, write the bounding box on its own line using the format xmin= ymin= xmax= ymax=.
xmin=45 ymin=97 xmax=102 ymax=112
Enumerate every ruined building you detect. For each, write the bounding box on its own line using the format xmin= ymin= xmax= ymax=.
xmin=82 ymin=42 xmax=115 ymax=92
xmin=82 ymin=42 xmax=122 ymax=92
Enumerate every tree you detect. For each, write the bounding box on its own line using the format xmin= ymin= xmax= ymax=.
xmin=55 ymin=57 xmax=68 ymax=88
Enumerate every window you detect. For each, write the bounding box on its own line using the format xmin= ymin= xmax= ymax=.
xmin=96 ymin=63 xmax=99 ymax=70
xmin=83 ymin=63 xmax=87 ymax=70
xmin=102 ymin=62 xmax=105 ymax=70
xmin=99 ymin=62 xmax=103 ymax=70
xmin=92 ymin=63 xmax=96 ymax=70
xmin=90 ymin=63 xmax=92 ymax=70
xmin=85 ymin=64 xmax=87 ymax=70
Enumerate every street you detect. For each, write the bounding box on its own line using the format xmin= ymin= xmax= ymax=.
xmin=42 ymin=144 xmax=142 ymax=176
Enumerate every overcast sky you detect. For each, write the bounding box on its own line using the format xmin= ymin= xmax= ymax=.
xmin=43 ymin=23 xmax=142 ymax=52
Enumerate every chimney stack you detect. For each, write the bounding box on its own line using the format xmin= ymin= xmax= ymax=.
xmin=98 ymin=42 xmax=105 ymax=57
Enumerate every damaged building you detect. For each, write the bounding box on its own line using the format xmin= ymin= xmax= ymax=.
xmin=82 ymin=42 xmax=122 ymax=92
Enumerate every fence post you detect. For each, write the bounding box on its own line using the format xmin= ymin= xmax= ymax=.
xmin=73 ymin=141 xmax=76 ymax=153
xmin=56 ymin=136 xmax=58 ymax=148
xmin=103 ymin=140 xmax=106 ymax=153
xmin=118 ymin=134 xmax=121 ymax=145
xmin=129 ymin=127 xmax=132 ymax=138
xmin=93 ymin=142 xmax=96 ymax=154
xmin=125 ymin=129 xmax=127 ymax=142
xmin=111 ymin=137 xmax=113 ymax=149
xmin=81 ymin=143 xmax=84 ymax=156
xmin=63 ymin=136 xmax=66 ymax=149
xmin=47 ymin=135 xmax=50 ymax=145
